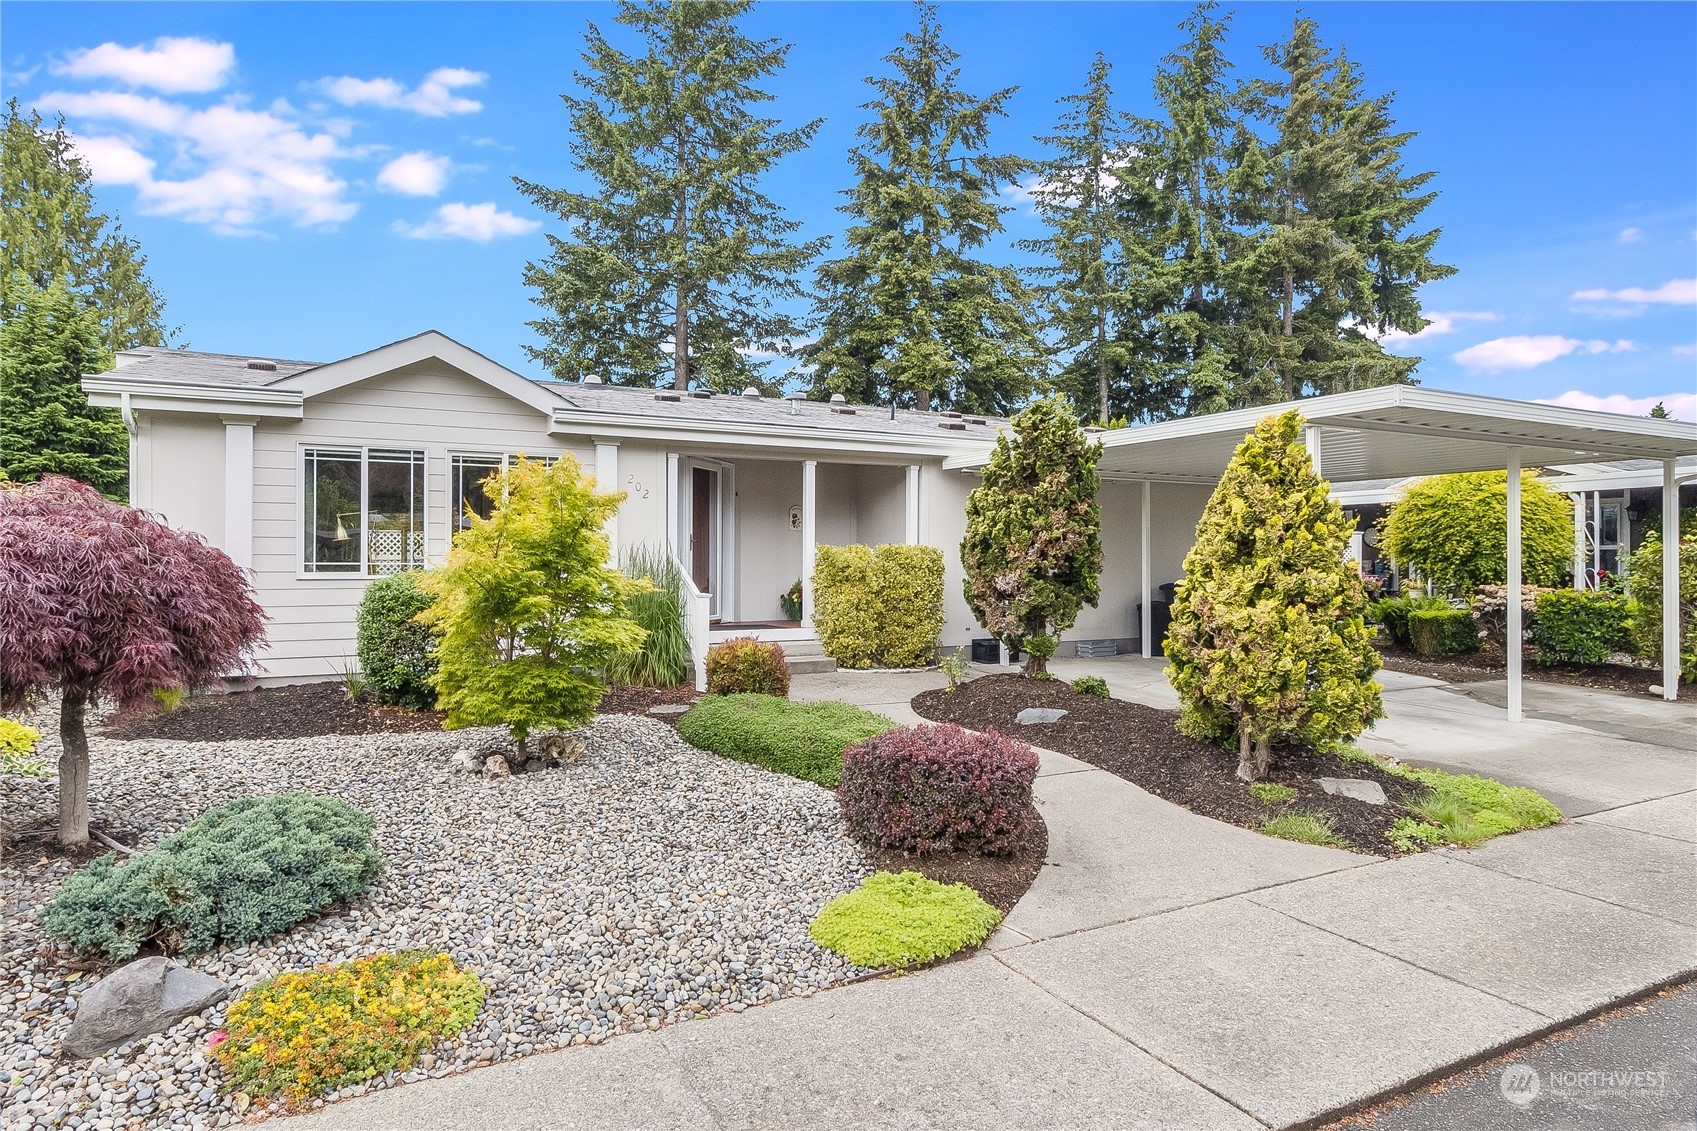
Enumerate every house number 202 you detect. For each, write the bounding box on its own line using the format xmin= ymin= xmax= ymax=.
xmin=625 ymin=474 xmax=650 ymax=499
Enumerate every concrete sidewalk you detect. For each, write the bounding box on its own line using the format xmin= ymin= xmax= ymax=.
xmin=292 ymin=667 xmax=1697 ymax=1131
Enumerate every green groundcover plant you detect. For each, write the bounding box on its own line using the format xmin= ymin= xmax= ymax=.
xmin=676 ymin=694 xmax=894 ymax=786
xmin=1333 ymin=747 xmax=1561 ymax=851
xmin=810 ymin=871 xmax=1001 ymax=968
xmin=43 ymin=794 xmax=382 ymax=960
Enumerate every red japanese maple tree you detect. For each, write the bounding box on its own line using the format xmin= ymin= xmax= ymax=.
xmin=0 ymin=477 xmax=266 ymax=845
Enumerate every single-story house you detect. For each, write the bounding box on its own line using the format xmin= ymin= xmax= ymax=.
xmin=84 ymin=330 xmax=1697 ymax=713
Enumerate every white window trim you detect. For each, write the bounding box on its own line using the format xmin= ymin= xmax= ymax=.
xmin=446 ymin=449 xmax=568 ymax=533
xmin=296 ymin=444 xmax=429 ymax=581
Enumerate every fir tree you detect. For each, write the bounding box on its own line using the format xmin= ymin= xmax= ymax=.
xmin=0 ymin=278 xmax=125 ymax=498
xmin=1 ymin=101 xmax=172 ymax=353
xmin=960 ymin=395 xmax=1102 ymax=676
xmin=807 ymin=2 xmax=1041 ymax=413
xmin=1164 ymin=411 xmax=1383 ymax=780
xmin=516 ymin=0 xmax=824 ymax=392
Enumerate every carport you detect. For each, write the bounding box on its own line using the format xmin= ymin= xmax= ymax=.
xmin=946 ymin=386 xmax=1697 ymax=719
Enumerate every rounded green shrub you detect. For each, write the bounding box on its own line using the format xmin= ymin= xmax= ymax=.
xmin=812 ymin=544 xmax=946 ymax=669
xmin=1531 ymin=590 xmax=1632 ymax=666
xmin=838 ymin=724 xmax=1039 ymax=856
xmin=355 ymin=571 xmax=437 ymax=708
xmin=1628 ymin=533 xmax=1696 ymax=684
xmin=705 ymin=636 xmax=791 ymax=696
xmin=43 ymin=793 xmax=383 ymax=960
xmin=1378 ymin=471 xmax=1572 ymax=593
xmin=1070 ymin=675 xmax=1109 ymax=698
xmin=1407 ymin=606 xmax=1480 ymax=657
xmin=676 ymin=694 xmax=893 ymax=786
xmin=810 ymin=871 xmax=1001 ymax=968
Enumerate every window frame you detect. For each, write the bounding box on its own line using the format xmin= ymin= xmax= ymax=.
xmin=446 ymin=450 xmax=563 ymax=537
xmin=296 ymin=444 xmax=430 ymax=580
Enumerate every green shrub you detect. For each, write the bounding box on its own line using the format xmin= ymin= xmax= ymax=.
xmin=1531 ymin=590 xmax=1633 ymax=666
xmin=42 ymin=793 xmax=383 ymax=960
xmin=608 ymin=544 xmax=692 ymax=688
xmin=809 ymin=871 xmax=1001 ymax=968
xmin=1261 ymin=811 xmax=1347 ymax=848
xmin=1366 ymin=596 xmax=1414 ymax=646
xmin=0 ymin=717 xmax=45 ymax=775
xmin=217 ymin=951 xmax=483 ymax=1100
xmin=1070 ymin=674 xmax=1110 ymax=699
xmin=355 ymin=571 xmax=438 ymax=708
xmin=1407 ymin=606 xmax=1479 ymax=657
xmin=1378 ymin=470 xmax=1573 ymax=592
xmin=812 ymin=544 xmax=945 ymax=669
xmin=1248 ymin=781 xmax=1294 ymax=807
xmin=676 ymin=694 xmax=894 ymax=787
xmin=151 ymin=686 xmax=185 ymax=713
xmin=1628 ymin=533 xmax=1697 ymax=684
xmin=704 ymin=636 xmax=791 ymax=697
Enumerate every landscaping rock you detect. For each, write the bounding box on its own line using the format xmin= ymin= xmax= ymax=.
xmin=1318 ymin=777 xmax=1388 ymax=806
xmin=61 ymin=958 xmax=233 ymax=1059
xmin=483 ymin=754 xmax=512 ymax=778
xmin=1016 ymin=707 xmax=1068 ymax=725
xmin=647 ymin=703 xmax=691 ymax=717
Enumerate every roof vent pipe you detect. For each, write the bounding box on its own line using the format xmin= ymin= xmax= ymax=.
xmin=784 ymin=392 xmax=806 ymax=416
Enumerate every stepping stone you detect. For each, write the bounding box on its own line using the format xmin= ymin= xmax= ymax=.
xmin=648 ymin=704 xmax=691 ymax=716
xmin=1016 ymin=707 xmax=1068 ymax=725
xmin=1318 ymin=777 xmax=1388 ymax=806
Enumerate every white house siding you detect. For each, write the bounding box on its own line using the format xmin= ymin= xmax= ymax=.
xmin=853 ymin=464 xmax=908 ymax=546
xmin=731 ymin=458 xmax=803 ymax=621
xmin=248 ymin=363 xmax=575 ymax=683
xmin=129 ymin=412 xmax=225 ymax=539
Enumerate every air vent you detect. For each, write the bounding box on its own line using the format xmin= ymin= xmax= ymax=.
xmin=582 ymin=373 xmax=604 ymax=385
xmin=654 ymin=392 xmax=682 ymax=402
xmin=741 ymin=386 xmax=761 ymax=398
xmin=1083 ymin=425 xmax=1106 ymax=434
xmin=940 ymin=410 xmax=963 ymax=419
xmin=829 ymin=393 xmax=847 ymax=405
xmin=938 ymin=420 xmax=966 ymax=431
xmin=244 ymin=359 xmax=278 ymax=372
xmin=965 ymin=416 xmax=987 ymax=425
xmin=689 ymin=390 xmax=714 ymax=399
xmin=830 ymin=405 xmax=857 ymax=416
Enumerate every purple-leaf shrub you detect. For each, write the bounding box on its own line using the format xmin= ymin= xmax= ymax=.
xmin=839 ymin=724 xmax=1039 ymax=857
xmin=0 ymin=477 xmax=267 ymax=844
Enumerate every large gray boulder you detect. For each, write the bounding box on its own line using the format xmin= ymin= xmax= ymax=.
xmin=62 ymin=957 xmax=234 ymax=1058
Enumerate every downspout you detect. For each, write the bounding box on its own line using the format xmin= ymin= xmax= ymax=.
xmin=120 ymin=392 xmax=139 ymax=505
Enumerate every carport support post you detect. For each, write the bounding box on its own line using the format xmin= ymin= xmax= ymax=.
xmin=801 ymin=459 xmax=817 ymax=627
xmin=1570 ymin=492 xmax=1586 ymax=589
xmin=1663 ymin=459 xmax=1680 ymax=702
xmin=1304 ymin=425 xmax=1322 ymax=478
xmin=1506 ymin=448 xmax=1523 ymax=722
xmin=1140 ymin=480 xmax=1152 ymax=659
xmin=904 ymin=464 xmax=920 ymax=544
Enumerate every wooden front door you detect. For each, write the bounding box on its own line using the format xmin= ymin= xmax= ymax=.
xmin=690 ymin=467 xmax=714 ymax=594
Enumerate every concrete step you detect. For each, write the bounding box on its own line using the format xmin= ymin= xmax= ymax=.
xmin=786 ymin=655 xmax=838 ymax=675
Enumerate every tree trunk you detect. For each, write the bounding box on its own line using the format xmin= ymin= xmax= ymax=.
xmin=1281 ymin=268 xmax=1297 ymax=399
xmin=58 ymin=690 xmax=91 ymax=846
xmin=1235 ymin=730 xmax=1272 ymax=782
xmin=1096 ymin=310 xmax=1109 ymax=424
xmin=917 ymin=389 xmax=931 ymax=413
xmin=673 ymin=195 xmax=689 ymax=391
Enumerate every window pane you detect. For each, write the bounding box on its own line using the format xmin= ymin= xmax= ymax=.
xmin=1599 ymin=503 xmax=1620 ymax=546
xmin=452 ymin=455 xmax=505 ymax=533
xmin=304 ymin=449 xmax=362 ymax=572
xmin=368 ymin=449 xmax=425 ymax=575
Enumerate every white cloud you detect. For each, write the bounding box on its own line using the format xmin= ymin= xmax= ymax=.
xmin=377 ymin=151 xmax=451 ymax=196
xmin=1672 ymin=344 xmax=1697 ymax=357
xmin=1571 ymin=278 xmax=1697 ymax=306
xmin=1373 ymin=310 xmax=1500 ymax=346
xmin=394 ymin=202 xmax=539 ymax=242
xmin=1452 ymin=335 xmax=1637 ymax=373
xmin=44 ymin=89 xmax=355 ymax=231
xmin=318 ymin=67 xmax=486 ymax=116
xmin=1618 ymin=227 xmax=1644 ymax=243
xmin=1536 ymin=390 xmax=1696 ymax=421
xmin=55 ymin=36 xmax=235 ymax=94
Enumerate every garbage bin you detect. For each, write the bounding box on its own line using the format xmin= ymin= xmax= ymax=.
xmin=1158 ymin=581 xmax=1178 ymax=604
xmin=1135 ymin=601 xmax=1173 ymax=649
xmin=970 ymin=638 xmax=1022 ymax=664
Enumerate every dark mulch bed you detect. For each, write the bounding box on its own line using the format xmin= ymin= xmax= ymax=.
xmin=1377 ymin=641 xmax=1662 ymax=697
xmin=104 ymin=682 xmax=446 ymax=742
xmin=870 ymin=817 xmax=1047 ymax=916
xmin=3 ymin=823 xmax=148 ymax=869
xmin=596 ymin=684 xmax=702 ymax=724
xmin=913 ymin=674 xmax=1422 ymax=855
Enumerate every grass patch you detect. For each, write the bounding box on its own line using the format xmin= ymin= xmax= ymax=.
xmin=1248 ymin=781 xmax=1295 ymax=807
xmin=809 ymin=871 xmax=1001 ymax=968
xmin=1262 ymin=811 xmax=1348 ymax=848
xmin=675 ymin=694 xmax=895 ymax=786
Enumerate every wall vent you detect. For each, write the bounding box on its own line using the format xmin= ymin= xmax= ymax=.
xmin=244 ymin=359 xmax=278 ymax=372
xmin=654 ymin=391 xmax=682 ymax=402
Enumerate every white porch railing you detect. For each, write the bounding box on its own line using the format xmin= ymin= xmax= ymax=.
xmin=676 ymin=554 xmax=711 ymax=692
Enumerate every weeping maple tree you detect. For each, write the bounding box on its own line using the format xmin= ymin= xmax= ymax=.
xmin=0 ymin=477 xmax=266 ymax=845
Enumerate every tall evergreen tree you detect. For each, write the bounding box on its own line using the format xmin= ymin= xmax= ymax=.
xmin=1017 ymin=54 xmax=1138 ymax=424
xmin=516 ymin=0 xmax=824 ymax=392
xmin=806 ymin=2 xmax=1040 ymax=413
xmin=1 ymin=101 xmax=172 ymax=354
xmin=0 ymin=278 xmax=125 ymax=498
xmin=1227 ymin=19 xmax=1453 ymax=400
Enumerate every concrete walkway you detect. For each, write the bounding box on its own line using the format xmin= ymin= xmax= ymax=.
xmin=295 ymin=665 xmax=1697 ymax=1131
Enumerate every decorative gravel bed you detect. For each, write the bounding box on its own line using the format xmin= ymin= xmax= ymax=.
xmin=1 ymin=714 xmax=874 ymax=1129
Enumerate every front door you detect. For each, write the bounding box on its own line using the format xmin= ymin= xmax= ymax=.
xmin=691 ymin=467 xmax=716 ymax=598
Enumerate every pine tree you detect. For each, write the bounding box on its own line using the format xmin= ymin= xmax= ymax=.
xmin=1 ymin=101 xmax=172 ymax=353
xmin=515 ymin=0 xmax=825 ymax=392
xmin=806 ymin=2 xmax=1040 ymax=413
xmin=1018 ymin=53 xmax=1138 ymax=424
xmin=960 ymin=395 xmax=1102 ymax=676
xmin=1228 ymin=19 xmax=1453 ymax=401
xmin=1164 ymin=410 xmax=1382 ymax=781
xmin=0 ymin=279 xmax=125 ymax=498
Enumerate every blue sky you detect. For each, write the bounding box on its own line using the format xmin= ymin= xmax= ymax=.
xmin=4 ymin=1 xmax=1694 ymax=417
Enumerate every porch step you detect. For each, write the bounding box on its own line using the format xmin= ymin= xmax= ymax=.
xmin=777 ymin=638 xmax=837 ymax=675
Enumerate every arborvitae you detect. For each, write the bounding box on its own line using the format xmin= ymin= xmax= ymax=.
xmin=516 ymin=0 xmax=824 ymax=392
xmin=806 ymin=2 xmax=1040 ymax=414
xmin=1165 ymin=410 xmax=1382 ymax=780
xmin=960 ymin=396 xmax=1102 ymax=676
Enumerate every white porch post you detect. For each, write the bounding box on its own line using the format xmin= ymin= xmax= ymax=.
xmin=1571 ymin=492 xmax=1586 ymax=589
xmin=1140 ymin=479 xmax=1153 ymax=659
xmin=1593 ymin=492 xmax=1604 ymax=584
xmin=665 ymin=452 xmax=680 ymax=557
xmin=222 ymin=417 xmax=256 ymax=572
xmin=1506 ymin=449 xmax=1523 ymax=722
xmin=1663 ymin=459 xmax=1680 ymax=702
xmin=904 ymin=464 xmax=920 ymax=544
xmin=1304 ymin=425 xmax=1323 ymax=479
xmin=595 ymin=440 xmax=620 ymax=563
xmin=801 ymin=460 xmax=817 ymax=626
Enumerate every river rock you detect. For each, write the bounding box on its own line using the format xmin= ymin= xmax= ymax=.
xmin=1318 ymin=777 xmax=1388 ymax=806
xmin=1016 ymin=707 xmax=1068 ymax=725
xmin=61 ymin=958 xmax=233 ymax=1059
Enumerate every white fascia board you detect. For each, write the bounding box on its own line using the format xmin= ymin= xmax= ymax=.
xmin=281 ymin=330 xmax=562 ymax=418
xmin=83 ymin=376 xmax=304 ymax=419
xmin=550 ymin=411 xmax=996 ymax=460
